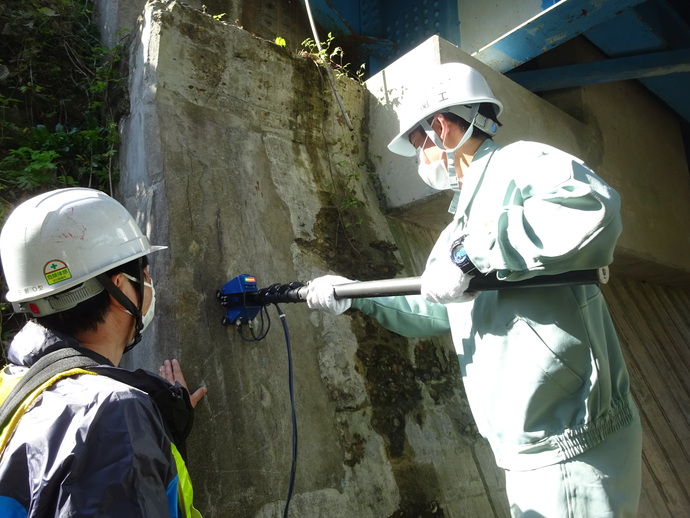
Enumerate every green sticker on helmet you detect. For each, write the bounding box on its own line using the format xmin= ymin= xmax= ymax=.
xmin=44 ymin=260 xmax=72 ymax=285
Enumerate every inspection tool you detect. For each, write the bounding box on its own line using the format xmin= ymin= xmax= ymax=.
xmin=217 ymin=267 xmax=609 ymax=326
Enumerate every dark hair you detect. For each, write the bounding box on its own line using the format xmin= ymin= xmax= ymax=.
xmin=37 ymin=255 xmax=149 ymax=337
xmin=442 ymin=102 xmax=502 ymax=139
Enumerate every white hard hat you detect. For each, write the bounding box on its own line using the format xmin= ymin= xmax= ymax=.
xmin=388 ymin=62 xmax=503 ymax=157
xmin=0 ymin=187 xmax=166 ymax=315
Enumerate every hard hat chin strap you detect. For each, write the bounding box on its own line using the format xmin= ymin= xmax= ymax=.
xmin=419 ymin=105 xmax=480 ymax=214
xmin=95 ymin=258 xmax=146 ymax=354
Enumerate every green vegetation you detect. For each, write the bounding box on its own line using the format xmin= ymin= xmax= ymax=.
xmin=300 ymin=33 xmax=366 ymax=84
xmin=201 ymin=4 xmax=226 ymax=21
xmin=0 ymin=0 xmax=125 ymax=344
xmin=0 ymin=0 xmax=124 ymax=217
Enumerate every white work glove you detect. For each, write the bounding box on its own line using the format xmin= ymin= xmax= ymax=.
xmin=306 ymin=275 xmax=353 ymax=315
xmin=421 ymin=256 xmax=479 ymax=304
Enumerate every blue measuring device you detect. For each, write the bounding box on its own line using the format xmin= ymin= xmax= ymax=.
xmin=217 ymin=274 xmax=263 ymax=325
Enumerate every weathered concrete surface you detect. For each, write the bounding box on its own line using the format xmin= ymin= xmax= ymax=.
xmin=457 ymin=0 xmax=546 ymax=55
xmin=95 ymin=0 xmax=312 ymax=55
xmin=118 ymin=2 xmax=509 ymax=516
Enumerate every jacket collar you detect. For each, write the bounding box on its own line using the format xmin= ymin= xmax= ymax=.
xmin=8 ymin=321 xmax=111 ymax=367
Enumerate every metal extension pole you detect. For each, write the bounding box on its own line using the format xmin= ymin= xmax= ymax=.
xmin=285 ymin=266 xmax=609 ymax=302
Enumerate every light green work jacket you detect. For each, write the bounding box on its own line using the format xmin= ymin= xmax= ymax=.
xmin=353 ymin=139 xmax=636 ymax=471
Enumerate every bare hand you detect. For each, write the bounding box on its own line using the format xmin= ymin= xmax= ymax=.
xmin=159 ymin=358 xmax=208 ymax=408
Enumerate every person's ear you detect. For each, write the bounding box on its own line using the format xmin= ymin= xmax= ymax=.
xmin=111 ymin=272 xmax=125 ymax=289
xmin=435 ymin=113 xmax=452 ymax=142
xmin=108 ymin=272 xmax=135 ymax=310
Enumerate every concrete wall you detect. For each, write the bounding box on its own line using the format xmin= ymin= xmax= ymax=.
xmin=456 ymin=0 xmax=545 ymax=54
xmin=95 ymin=0 xmax=311 ymax=53
xmin=116 ymin=2 xmax=508 ymax=516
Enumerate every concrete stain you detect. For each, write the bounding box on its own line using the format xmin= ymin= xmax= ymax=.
xmin=387 ymin=501 xmax=445 ymax=518
xmin=295 ymin=205 xmax=402 ymax=281
xmin=347 ymin=313 xmax=465 ymax=459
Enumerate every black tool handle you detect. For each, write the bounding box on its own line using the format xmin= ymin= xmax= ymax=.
xmin=288 ymin=266 xmax=608 ymax=301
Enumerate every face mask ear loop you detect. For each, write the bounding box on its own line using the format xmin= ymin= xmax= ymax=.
xmin=416 ymin=135 xmax=435 ymax=165
xmin=419 ymin=118 xmax=444 ymax=149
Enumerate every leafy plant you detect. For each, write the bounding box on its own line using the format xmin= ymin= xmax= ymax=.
xmin=201 ymin=4 xmax=226 ymax=21
xmin=0 ymin=0 xmax=125 ymax=210
xmin=0 ymin=0 xmax=126 ymax=343
xmin=300 ymin=33 xmax=366 ymax=84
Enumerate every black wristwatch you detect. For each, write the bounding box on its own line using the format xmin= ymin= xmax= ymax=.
xmin=450 ymin=238 xmax=478 ymax=275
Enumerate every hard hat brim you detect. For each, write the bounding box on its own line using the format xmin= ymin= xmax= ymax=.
xmin=387 ymin=134 xmax=418 ymax=157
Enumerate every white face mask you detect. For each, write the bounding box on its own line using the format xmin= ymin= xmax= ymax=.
xmin=141 ymin=283 xmax=156 ymax=332
xmin=417 ymin=149 xmax=450 ymax=191
xmin=122 ymin=273 xmax=156 ymax=332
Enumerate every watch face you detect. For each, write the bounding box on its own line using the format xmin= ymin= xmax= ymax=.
xmin=451 ymin=245 xmax=468 ymax=266
xmin=450 ymin=238 xmax=476 ymax=274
